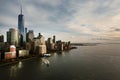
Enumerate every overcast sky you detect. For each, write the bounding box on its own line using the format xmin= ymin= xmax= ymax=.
xmin=0 ymin=0 xmax=120 ymax=43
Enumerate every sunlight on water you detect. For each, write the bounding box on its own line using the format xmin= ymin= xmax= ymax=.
xmin=1 ymin=44 xmax=120 ymax=80
xmin=10 ymin=61 xmax=23 ymax=77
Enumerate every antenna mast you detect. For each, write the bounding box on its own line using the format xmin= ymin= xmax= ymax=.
xmin=20 ymin=0 xmax=22 ymax=14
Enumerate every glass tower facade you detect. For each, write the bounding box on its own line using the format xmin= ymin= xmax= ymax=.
xmin=18 ymin=10 xmax=25 ymax=46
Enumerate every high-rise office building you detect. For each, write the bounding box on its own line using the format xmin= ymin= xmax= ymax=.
xmin=26 ymin=30 xmax=34 ymax=42
xmin=33 ymin=33 xmax=46 ymax=54
xmin=56 ymin=40 xmax=63 ymax=51
xmin=48 ymin=38 xmax=53 ymax=44
xmin=47 ymin=37 xmax=54 ymax=50
xmin=18 ymin=5 xmax=25 ymax=46
xmin=25 ymin=28 xmax=27 ymax=34
xmin=7 ymin=28 xmax=19 ymax=46
xmin=0 ymin=35 xmax=4 ymax=42
xmin=53 ymin=35 xmax=56 ymax=43
xmin=25 ymin=27 xmax=27 ymax=42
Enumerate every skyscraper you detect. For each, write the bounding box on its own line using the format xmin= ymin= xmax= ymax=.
xmin=7 ymin=28 xmax=19 ymax=46
xmin=18 ymin=5 xmax=25 ymax=46
xmin=25 ymin=27 xmax=27 ymax=42
xmin=0 ymin=35 xmax=4 ymax=42
xmin=26 ymin=30 xmax=34 ymax=42
xmin=53 ymin=35 xmax=56 ymax=43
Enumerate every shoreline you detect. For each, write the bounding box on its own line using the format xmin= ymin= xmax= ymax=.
xmin=0 ymin=56 xmax=37 ymax=67
xmin=0 ymin=46 xmax=77 ymax=67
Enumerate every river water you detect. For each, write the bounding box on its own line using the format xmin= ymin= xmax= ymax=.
xmin=0 ymin=43 xmax=120 ymax=80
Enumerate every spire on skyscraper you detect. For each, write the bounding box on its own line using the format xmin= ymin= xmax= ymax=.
xmin=20 ymin=0 xmax=22 ymax=14
xmin=21 ymin=4 xmax=22 ymax=14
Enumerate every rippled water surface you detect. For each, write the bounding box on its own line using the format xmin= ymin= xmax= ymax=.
xmin=1 ymin=43 xmax=120 ymax=80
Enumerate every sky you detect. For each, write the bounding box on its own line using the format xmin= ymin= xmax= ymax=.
xmin=0 ymin=0 xmax=120 ymax=43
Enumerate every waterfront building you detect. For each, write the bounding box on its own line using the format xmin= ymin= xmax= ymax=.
xmin=7 ymin=28 xmax=19 ymax=46
xmin=26 ymin=30 xmax=34 ymax=53
xmin=51 ymin=43 xmax=55 ymax=50
xmin=38 ymin=45 xmax=47 ymax=55
xmin=56 ymin=40 xmax=64 ymax=51
xmin=37 ymin=33 xmax=46 ymax=45
xmin=18 ymin=50 xmax=29 ymax=57
xmin=47 ymin=37 xmax=54 ymax=50
xmin=33 ymin=33 xmax=46 ymax=54
xmin=26 ymin=42 xmax=34 ymax=54
xmin=4 ymin=52 xmax=12 ymax=60
xmin=10 ymin=45 xmax=16 ymax=58
xmin=4 ymin=45 xmax=16 ymax=60
xmin=26 ymin=30 xmax=34 ymax=42
xmin=0 ymin=35 xmax=4 ymax=42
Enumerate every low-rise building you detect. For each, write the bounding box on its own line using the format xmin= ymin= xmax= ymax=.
xmin=10 ymin=45 xmax=16 ymax=58
xmin=4 ymin=52 xmax=12 ymax=60
xmin=18 ymin=50 xmax=29 ymax=57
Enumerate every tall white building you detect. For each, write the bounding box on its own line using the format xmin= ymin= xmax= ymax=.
xmin=7 ymin=28 xmax=19 ymax=46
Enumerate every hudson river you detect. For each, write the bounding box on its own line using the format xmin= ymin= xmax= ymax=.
xmin=1 ymin=43 xmax=120 ymax=80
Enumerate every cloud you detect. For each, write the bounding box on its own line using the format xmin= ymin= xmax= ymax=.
xmin=1 ymin=0 xmax=120 ymax=42
xmin=65 ymin=0 xmax=120 ymax=42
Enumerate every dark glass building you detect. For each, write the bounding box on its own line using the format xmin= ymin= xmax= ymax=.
xmin=53 ymin=35 xmax=56 ymax=43
xmin=0 ymin=35 xmax=4 ymax=42
xmin=18 ymin=7 xmax=25 ymax=46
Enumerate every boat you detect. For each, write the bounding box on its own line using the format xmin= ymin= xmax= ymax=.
xmin=43 ymin=54 xmax=51 ymax=57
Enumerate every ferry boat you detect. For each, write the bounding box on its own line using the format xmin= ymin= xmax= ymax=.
xmin=43 ymin=54 xmax=51 ymax=57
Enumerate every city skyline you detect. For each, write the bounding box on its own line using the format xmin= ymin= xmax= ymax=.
xmin=0 ymin=0 xmax=120 ymax=43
